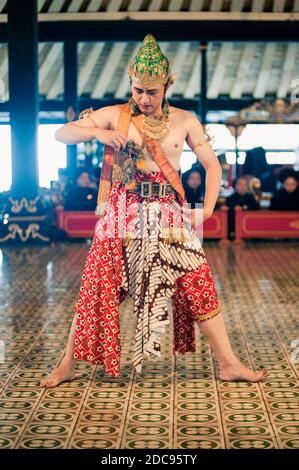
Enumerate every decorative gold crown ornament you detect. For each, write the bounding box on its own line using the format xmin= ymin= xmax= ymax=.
xmin=128 ymin=34 xmax=176 ymax=88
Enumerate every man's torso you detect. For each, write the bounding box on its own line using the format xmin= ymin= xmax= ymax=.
xmin=109 ymin=105 xmax=188 ymax=172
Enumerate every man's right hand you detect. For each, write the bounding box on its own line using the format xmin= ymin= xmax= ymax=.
xmin=94 ymin=129 xmax=127 ymax=151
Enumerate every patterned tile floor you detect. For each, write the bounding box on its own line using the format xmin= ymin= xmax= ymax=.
xmin=0 ymin=241 xmax=298 ymax=449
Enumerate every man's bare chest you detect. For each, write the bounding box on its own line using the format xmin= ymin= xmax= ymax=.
xmin=127 ymin=118 xmax=186 ymax=161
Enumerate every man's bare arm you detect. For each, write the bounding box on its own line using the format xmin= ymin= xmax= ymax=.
xmin=185 ymin=112 xmax=222 ymax=215
xmin=54 ymin=105 xmax=127 ymax=150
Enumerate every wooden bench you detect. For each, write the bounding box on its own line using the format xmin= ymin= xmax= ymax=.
xmin=234 ymin=207 xmax=299 ymax=243
xmin=55 ymin=206 xmax=99 ymax=238
xmin=56 ymin=205 xmax=229 ymax=241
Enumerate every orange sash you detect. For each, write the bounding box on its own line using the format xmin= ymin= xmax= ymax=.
xmin=95 ymin=103 xmax=131 ymax=216
xmin=95 ymin=103 xmax=185 ymax=216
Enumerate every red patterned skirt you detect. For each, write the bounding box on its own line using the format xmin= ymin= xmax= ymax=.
xmin=73 ymin=170 xmax=221 ymax=377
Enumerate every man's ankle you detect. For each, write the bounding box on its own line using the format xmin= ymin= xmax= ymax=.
xmin=61 ymin=355 xmax=77 ymax=366
xmin=218 ymin=357 xmax=239 ymax=368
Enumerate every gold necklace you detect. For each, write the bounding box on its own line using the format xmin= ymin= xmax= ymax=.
xmin=128 ymin=96 xmax=170 ymax=141
xmin=140 ymin=113 xmax=170 ymax=140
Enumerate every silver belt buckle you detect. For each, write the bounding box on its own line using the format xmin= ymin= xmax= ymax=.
xmin=159 ymin=184 xmax=167 ymax=197
xmin=140 ymin=181 xmax=151 ymax=197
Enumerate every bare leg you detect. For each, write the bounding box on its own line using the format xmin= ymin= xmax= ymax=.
xmin=198 ymin=311 xmax=269 ymax=382
xmin=40 ymin=312 xmax=78 ymax=388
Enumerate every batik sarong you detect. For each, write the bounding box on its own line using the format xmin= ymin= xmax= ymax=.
xmin=73 ymin=170 xmax=221 ymax=376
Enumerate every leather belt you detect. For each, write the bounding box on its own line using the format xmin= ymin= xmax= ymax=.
xmin=127 ymin=181 xmax=175 ymax=198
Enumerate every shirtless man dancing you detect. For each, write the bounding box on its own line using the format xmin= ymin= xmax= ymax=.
xmin=41 ymin=34 xmax=269 ymax=388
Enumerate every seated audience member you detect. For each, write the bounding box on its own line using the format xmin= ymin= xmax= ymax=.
xmin=64 ymin=168 xmax=98 ymax=211
xmin=226 ymin=176 xmax=260 ymax=239
xmin=260 ymin=164 xmax=283 ymax=192
xmin=182 ymin=168 xmax=204 ymax=209
xmin=226 ymin=176 xmax=260 ymax=211
xmin=270 ymin=171 xmax=299 ymax=211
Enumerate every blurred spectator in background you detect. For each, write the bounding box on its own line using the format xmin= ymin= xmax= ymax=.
xmin=260 ymin=164 xmax=283 ymax=192
xmin=64 ymin=168 xmax=98 ymax=211
xmin=243 ymin=147 xmax=268 ymax=179
xmin=226 ymin=176 xmax=260 ymax=240
xmin=57 ymin=168 xmax=69 ymax=194
xmin=226 ymin=176 xmax=260 ymax=212
xmin=50 ymin=168 xmax=69 ymax=207
xmin=91 ymin=167 xmax=101 ymax=189
xmin=182 ymin=168 xmax=204 ymax=209
xmin=270 ymin=170 xmax=299 ymax=211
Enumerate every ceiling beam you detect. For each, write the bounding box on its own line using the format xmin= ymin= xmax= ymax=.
xmin=273 ymin=0 xmax=286 ymax=12
xmin=183 ymin=52 xmax=201 ymax=99
xmin=0 ymin=97 xmax=274 ymax=118
xmin=114 ymin=43 xmax=141 ymax=99
xmin=252 ymin=0 xmax=265 ymax=12
xmin=67 ymin=0 xmax=85 ymax=12
xmin=230 ymin=43 xmax=255 ymax=98
xmin=32 ymin=97 xmax=258 ymax=114
xmin=78 ymin=42 xmax=104 ymax=96
xmin=2 ymin=10 xmax=299 ymax=24
xmin=1 ymin=19 xmax=299 ymax=41
xmin=189 ymin=0 xmax=204 ymax=10
xmin=86 ymin=0 xmax=102 ymax=12
xmin=91 ymin=42 xmax=127 ymax=98
xmin=46 ymin=43 xmax=83 ymax=100
xmin=148 ymin=0 xmax=163 ymax=10
xmin=46 ymin=68 xmax=63 ymax=99
xmin=230 ymin=0 xmax=245 ymax=11
xmin=168 ymin=0 xmax=184 ymax=10
xmin=210 ymin=0 xmax=223 ymax=11
xmin=253 ymin=43 xmax=276 ymax=98
xmin=166 ymin=42 xmax=190 ymax=98
xmin=277 ymin=43 xmax=298 ymax=97
xmin=48 ymin=0 xmax=64 ymax=13
xmin=34 ymin=11 xmax=299 ymax=21
xmin=37 ymin=0 xmax=47 ymax=11
xmin=39 ymin=43 xmax=63 ymax=89
xmin=0 ymin=43 xmax=8 ymax=101
xmin=128 ymin=0 xmax=144 ymax=11
xmin=207 ymin=42 xmax=232 ymax=99
xmin=107 ymin=0 xmax=123 ymax=11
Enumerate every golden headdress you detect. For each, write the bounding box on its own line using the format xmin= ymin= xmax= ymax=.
xmin=128 ymin=33 xmax=176 ymax=88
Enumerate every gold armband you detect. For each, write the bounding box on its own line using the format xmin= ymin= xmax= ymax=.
xmin=191 ymin=140 xmax=209 ymax=152
xmin=79 ymin=107 xmax=97 ymax=127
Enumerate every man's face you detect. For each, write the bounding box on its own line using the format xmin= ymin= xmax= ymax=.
xmin=187 ymin=172 xmax=202 ymax=190
xmin=131 ymin=81 xmax=165 ymax=115
xmin=235 ymin=178 xmax=248 ymax=196
xmin=77 ymin=172 xmax=90 ymax=188
xmin=283 ymin=177 xmax=297 ymax=193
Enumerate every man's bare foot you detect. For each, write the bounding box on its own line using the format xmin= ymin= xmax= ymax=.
xmin=219 ymin=360 xmax=270 ymax=382
xmin=40 ymin=358 xmax=77 ymax=388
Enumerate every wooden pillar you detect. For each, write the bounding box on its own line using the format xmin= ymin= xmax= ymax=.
xmin=199 ymin=41 xmax=208 ymax=124
xmin=8 ymin=0 xmax=38 ymax=199
xmin=0 ymin=0 xmax=50 ymax=244
xmin=64 ymin=39 xmax=78 ymax=181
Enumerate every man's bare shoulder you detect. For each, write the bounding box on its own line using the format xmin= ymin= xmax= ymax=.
xmin=169 ymin=106 xmax=199 ymax=123
xmin=92 ymin=104 xmax=122 ymax=119
xmin=89 ymin=104 xmax=122 ymax=129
